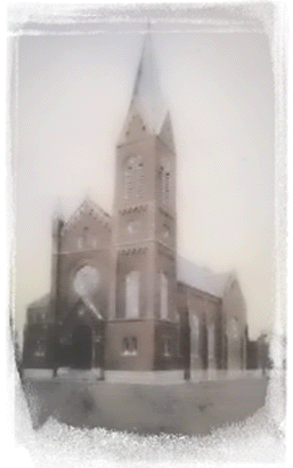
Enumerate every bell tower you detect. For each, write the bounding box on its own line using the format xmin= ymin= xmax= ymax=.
xmin=106 ymin=34 xmax=180 ymax=371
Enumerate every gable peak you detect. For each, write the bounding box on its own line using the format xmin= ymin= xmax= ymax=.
xmin=62 ymin=197 xmax=111 ymax=234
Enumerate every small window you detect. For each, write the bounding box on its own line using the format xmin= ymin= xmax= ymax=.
xmin=34 ymin=340 xmax=45 ymax=358
xmin=162 ymin=336 xmax=171 ymax=357
xmin=121 ymin=336 xmax=138 ymax=356
xmin=122 ymin=337 xmax=129 ymax=354
xmin=77 ymin=237 xmax=83 ymax=250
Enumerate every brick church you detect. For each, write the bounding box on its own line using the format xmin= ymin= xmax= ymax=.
xmin=23 ymin=34 xmax=247 ymax=377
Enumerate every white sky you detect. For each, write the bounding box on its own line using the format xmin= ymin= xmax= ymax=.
xmin=13 ymin=18 xmax=276 ymax=342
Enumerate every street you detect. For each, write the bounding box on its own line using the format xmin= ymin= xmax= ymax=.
xmin=23 ymin=374 xmax=269 ymax=436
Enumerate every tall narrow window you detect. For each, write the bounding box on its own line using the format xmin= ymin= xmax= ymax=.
xmin=159 ymin=163 xmax=171 ymax=206
xmin=229 ymin=317 xmax=239 ymax=340
xmin=162 ymin=336 xmax=171 ymax=357
xmin=125 ymin=271 xmax=140 ymax=318
xmin=208 ymin=322 xmax=215 ymax=359
xmin=124 ymin=158 xmax=134 ymax=199
xmin=124 ymin=156 xmax=144 ymax=199
xmin=191 ymin=314 xmax=200 ymax=357
xmin=165 ymin=172 xmax=170 ymax=204
xmin=160 ymin=166 xmax=165 ymax=201
xmin=80 ymin=226 xmax=89 ymax=249
xmin=160 ymin=272 xmax=168 ymax=319
xmin=137 ymin=158 xmax=144 ymax=198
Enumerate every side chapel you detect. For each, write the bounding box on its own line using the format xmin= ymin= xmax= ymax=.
xmin=23 ymin=34 xmax=247 ymax=376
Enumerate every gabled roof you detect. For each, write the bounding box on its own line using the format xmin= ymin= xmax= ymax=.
xmin=177 ymin=256 xmax=234 ymax=298
xmin=62 ymin=196 xmax=111 ymax=234
xmin=28 ymin=293 xmax=51 ymax=310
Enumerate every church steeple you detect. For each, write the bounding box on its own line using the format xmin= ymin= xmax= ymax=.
xmin=130 ymin=33 xmax=167 ymax=134
xmin=109 ymin=31 xmax=179 ymax=369
xmin=118 ymin=33 xmax=174 ymax=152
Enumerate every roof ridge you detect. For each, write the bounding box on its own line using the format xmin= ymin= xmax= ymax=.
xmin=177 ymin=255 xmax=232 ymax=298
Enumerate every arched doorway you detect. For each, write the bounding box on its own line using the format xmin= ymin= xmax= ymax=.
xmin=71 ymin=324 xmax=93 ymax=369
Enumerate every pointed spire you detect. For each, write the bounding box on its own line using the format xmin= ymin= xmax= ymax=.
xmin=52 ymin=197 xmax=64 ymax=237
xmin=53 ymin=197 xmax=64 ymax=221
xmin=129 ymin=32 xmax=167 ymax=134
xmin=158 ymin=111 xmax=175 ymax=153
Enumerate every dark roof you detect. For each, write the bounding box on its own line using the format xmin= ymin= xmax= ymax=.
xmin=27 ymin=293 xmax=51 ymax=309
xmin=177 ymin=256 xmax=234 ymax=298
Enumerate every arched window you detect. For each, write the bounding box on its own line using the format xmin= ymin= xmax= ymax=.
xmin=137 ymin=158 xmax=144 ymax=198
xmin=78 ymin=226 xmax=89 ymax=250
xmin=191 ymin=314 xmax=200 ymax=357
xmin=159 ymin=162 xmax=171 ymax=206
xmin=228 ymin=317 xmax=239 ymax=340
xmin=124 ymin=157 xmax=135 ymax=199
xmin=162 ymin=336 xmax=171 ymax=357
xmin=125 ymin=271 xmax=140 ymax=318
xmin=124 ymin=156 xmax=144 ymax=199
xmin=160 ymin=272 xmax=168 ymax=319
xmin=208 ymin=322 xmax=215 ymax=359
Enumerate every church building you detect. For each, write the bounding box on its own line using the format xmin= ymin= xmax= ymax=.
xmin=22 ymin=35 xmax=247 ymax=377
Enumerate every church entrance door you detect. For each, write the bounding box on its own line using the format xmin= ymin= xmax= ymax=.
xmin=71 ymin=324 xmax=93 ymax=369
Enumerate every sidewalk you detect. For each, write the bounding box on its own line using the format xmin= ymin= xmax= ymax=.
xmin=23 ymin=367 xmax=264 ymax=384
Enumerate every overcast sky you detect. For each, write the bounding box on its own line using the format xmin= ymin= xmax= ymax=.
xmin=13 ymin=17 xmax=276 ymax=342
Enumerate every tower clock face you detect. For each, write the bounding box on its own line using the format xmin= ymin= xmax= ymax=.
xmin=73 ymin=265 xmax=100 ymax=298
